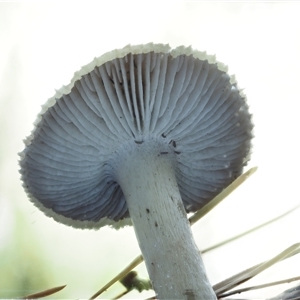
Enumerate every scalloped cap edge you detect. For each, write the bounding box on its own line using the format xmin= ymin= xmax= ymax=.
xmin=22 ymin=42 xmax=243 ymax=147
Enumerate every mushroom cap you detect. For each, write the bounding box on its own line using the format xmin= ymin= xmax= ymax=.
xmin=19 ymin=43 xmax=253 ymax=229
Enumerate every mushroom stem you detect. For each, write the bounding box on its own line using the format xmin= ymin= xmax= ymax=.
xmin=115 ymin=142 xmax=216 ymax=299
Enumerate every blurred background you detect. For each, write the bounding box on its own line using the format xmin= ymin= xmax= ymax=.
xmin=1 ymin=2 xmax=300 ymax=299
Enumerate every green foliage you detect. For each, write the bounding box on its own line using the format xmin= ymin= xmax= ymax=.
xmin=0 ymin=209 xmax=52 ymax=298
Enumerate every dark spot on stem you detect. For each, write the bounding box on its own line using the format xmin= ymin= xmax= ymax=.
xmin=135 ymin=140 xmax=143 ymax=144
xmin=174 ymin=151 xmax=181 ymax=155
xmin=155 ymin=221 xmax=158 ymax=227
xmin=169 ymin=140 xmax=177 ymax=147
xmin=161 ymin=133 xmax=166 ymax=138
xmin=184 ymin=289 xmax=196 ymax=300
xmin=160 ymin=152 xmax=168 ymax=155
xmin=146 ymin=208 xmax=150 ymax=213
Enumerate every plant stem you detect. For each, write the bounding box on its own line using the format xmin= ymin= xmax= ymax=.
xmin=115 ymin=142 xmax=216 ymax=299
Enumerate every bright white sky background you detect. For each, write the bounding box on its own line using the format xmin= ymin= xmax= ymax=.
xmin=0 ymin=2 xmax=300 ymax=299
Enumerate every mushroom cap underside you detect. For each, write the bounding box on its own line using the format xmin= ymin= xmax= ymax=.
xmin=19 ymin=43 xmax=253 ymax=229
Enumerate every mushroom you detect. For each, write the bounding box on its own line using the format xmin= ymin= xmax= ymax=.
xmin=19 ymin=43 xmax=253 ymax=299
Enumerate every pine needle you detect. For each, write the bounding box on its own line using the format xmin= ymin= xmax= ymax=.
xmin=189 ymin=167 xmax=257 ymax=225
xmin=214 ymin=243 xmax=300 ymax=295
xmin=270 ymin=282 xmax=300 ymax=300
xmin=18 ymin=285 xmax=66 ymax=299
xmin=219 ymin=276 xmax=300 ymax=298
xmin=202 ymin=204 xmax=300 ymax=254
xmin=111 ymin=289 xmax=130 ymax=300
